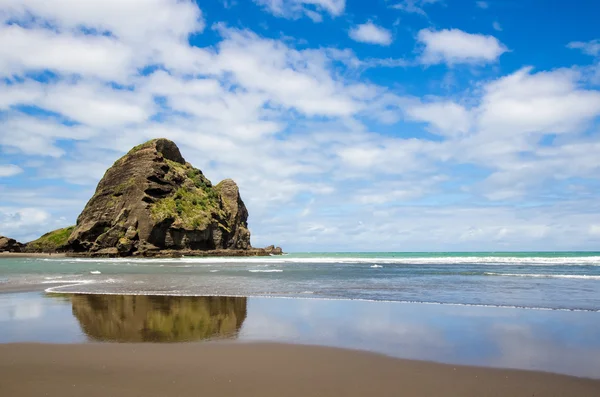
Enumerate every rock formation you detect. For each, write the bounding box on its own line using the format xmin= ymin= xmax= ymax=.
xmin=67 ymin=138 xmax=259 ymax=256
xmin=0 ymin=236 xmax=24 ymax=252
xmin=23 ymin=227 xmax=74 ymax=253
xmin=71 ymin=294 xmax=247 ymax=342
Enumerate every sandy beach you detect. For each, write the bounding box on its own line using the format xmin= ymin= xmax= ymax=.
xmin=1 ymin=343 xmax=598 ymax=397
xmin=0 ymin=252 xmax=66 ymax=258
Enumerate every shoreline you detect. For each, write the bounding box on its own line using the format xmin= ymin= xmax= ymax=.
xmin=0 ymin=252 xmax=67 ymax=258
xmin=0 ymin=249 xmax=280 ymax=259
xmin=1 ymin=284 xmax=598 ymax=313
xmin=1 ymin=343 xmax=599 ymax=397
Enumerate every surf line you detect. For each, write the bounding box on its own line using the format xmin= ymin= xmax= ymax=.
xmin=44 ymin=279 xmax=97 ymax=294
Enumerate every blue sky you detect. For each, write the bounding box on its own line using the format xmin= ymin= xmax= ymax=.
xmin=1 ymin=0 xmax=600 ymax=251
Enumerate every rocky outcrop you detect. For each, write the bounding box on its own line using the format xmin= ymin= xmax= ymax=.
xmin=71 ymin=294 xmax=247 ymax=342
xmin=264 ymin=245 xmax=284 ymax=255
xmin=0 ymin=236 xmax=24 ymax=252
xmin=23 ymin=226 xmax=74 ymax=253
xmin=67 ymin=138 xmax=256 ymax=256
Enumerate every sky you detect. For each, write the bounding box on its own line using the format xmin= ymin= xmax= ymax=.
xmin=1 ymin=0 xmax=600 ymax=251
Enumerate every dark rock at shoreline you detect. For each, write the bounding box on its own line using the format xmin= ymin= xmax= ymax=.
xmin=0 ymin=236 xmax=25 ymax=252
xmin=264 ymin=245 xmax=284 ymax=255
xmin=60 ymin=138 xmax=280 ymax=257
xmin=67 ymin=248 xmax=275 ymax=258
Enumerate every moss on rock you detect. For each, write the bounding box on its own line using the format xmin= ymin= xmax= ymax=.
xmin=68 ymin=138 xmax=252 ymax=254
xmin=26 ymin=226 xmax=75 ymax=252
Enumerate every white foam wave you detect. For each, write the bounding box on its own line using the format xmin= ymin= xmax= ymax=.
xmin=41 ymin=280 xmax=74 ymax=284
xmin=371 ymin=265 xmax=383 ymax=268
xmin=59 ymin=255 xmax=600 ymax=266
xmin=248 ymin=269 xmax=283 ymax=273
xmin=43 ymin=279 xmax=95 ymax=288
xmin=43 ymin=277 xmax=119 ymax=292
xmin=485 ymin=272 xmax=600 ymax=280
xmin=43 ymin=290 xmax=600 ymax=312
xmin=90 ymin=270 xmax=101 ymax=275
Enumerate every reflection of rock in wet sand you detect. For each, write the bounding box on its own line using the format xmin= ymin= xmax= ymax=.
xmin=71 ymin=294 xmax=247 ymax=342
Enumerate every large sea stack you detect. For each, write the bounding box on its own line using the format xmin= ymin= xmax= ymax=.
xmin=66 ymin=138 xmax=273 ymax=257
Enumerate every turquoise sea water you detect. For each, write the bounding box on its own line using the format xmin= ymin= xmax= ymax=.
xmin=1 ymin=252 xmax=600 ymax=377
xmin=1 ymin=252 xmax=599 ymax=311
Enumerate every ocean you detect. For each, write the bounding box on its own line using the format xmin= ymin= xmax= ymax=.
xmin=2 ymin=252 xmax=600 ymax=377
xmin=1 ymin=252 xmax=599 ymax=311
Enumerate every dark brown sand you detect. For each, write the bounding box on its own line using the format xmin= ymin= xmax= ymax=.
xmin=1 ymin=343 xmax=598 ymax=397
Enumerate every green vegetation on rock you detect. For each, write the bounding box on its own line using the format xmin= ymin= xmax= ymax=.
xmin=67 ymin=138 xmax=256 ymax=254
xmin=150 ymin=160 xmax=225 ymax=230
xmin=26 ymin=226 xmax=75 ymax=252
xmin=127 ymin=139 xmax=157 ymax=155
xmin=151 ymin=187 xmax=222 ymax=229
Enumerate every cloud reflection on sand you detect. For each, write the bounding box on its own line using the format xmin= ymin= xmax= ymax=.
xmin=239 ymin=298 xmax=600 ymax=378
xmin=1 ymin=293 xmax=599 ymax=378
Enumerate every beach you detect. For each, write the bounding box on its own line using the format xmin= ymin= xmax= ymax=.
xmin=2 ymin=343 xmax=599 ymax=397
xmin=0 ymin=252 xmax=66 ymax=258
xmin=1 ymin=253 xmax=599 ymax=395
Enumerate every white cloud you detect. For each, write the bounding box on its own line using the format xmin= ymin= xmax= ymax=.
xmin=493 ymin=21 xmax=502 ymax=31
xmin=476 ymin=67 xmax=600 ymax=137
xmin=0 ymin=165 xmax=23 ymax=177
xmin=391 ymin=0 xmax=442 ymax=16
xmin=0 ymin=112 xmax=98 ymax=157
xmin=1 ymin=0 xmax=600 ymax=250
xmin=406 ymin=101 xmax=471 ymax=136
xmin=568 ymin=39 xmax=600 ymax=57
xmin=254 ymin=0 xmax=345 ymax=20
xmin=349 ymin=22 xmax=393 ymax=46
xmin=417 ymin=28 xmax=507 ymax=65
xmin=476 ymin=1 xmax=488 ymax=9
xmin=0 ymin=25 xmax=133 ymax=81
xmin=0 ymin=207 xmax=50 ymax=240
xmin=0 ymin=0 xmax=204 ymax=42
xmin=213 ymin=27 xmax=362 ymax=117
xmin=0 ymin=0 xmax=205 ymax=82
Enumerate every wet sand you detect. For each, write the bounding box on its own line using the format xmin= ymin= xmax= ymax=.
xmin=1 ymin=343 xmax=598 ymax=397
xmin=0 ymin=252 xmax=66 ymax=258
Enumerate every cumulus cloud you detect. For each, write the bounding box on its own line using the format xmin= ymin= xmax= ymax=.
xmin=0 ymin=165 xmax=23 ymax=177
xmin=406 ymin=101 xmax=471 ymax=136
xmin=476 ymin=67 xmax=600 ymax=136
xmin=391 ymin=0 xmax=442 ymax=16
xmin=1 ymin=0 xmax=600 ymax=250
xmin=417 ymin=28 xmax=507 ymax=65
xmin=349 ymin=22 xmax=393 ymax=46
xmin=254 ymin=0 xmax=345 ymax=20
xmin=568 ymin=39 xmax=600 ymax=57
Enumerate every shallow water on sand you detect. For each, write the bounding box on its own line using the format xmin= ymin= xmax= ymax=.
xmin=1 ymin=292 xmax=600 ymax=378
xmin=1 ymin=253 xmax=600 ymax=310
